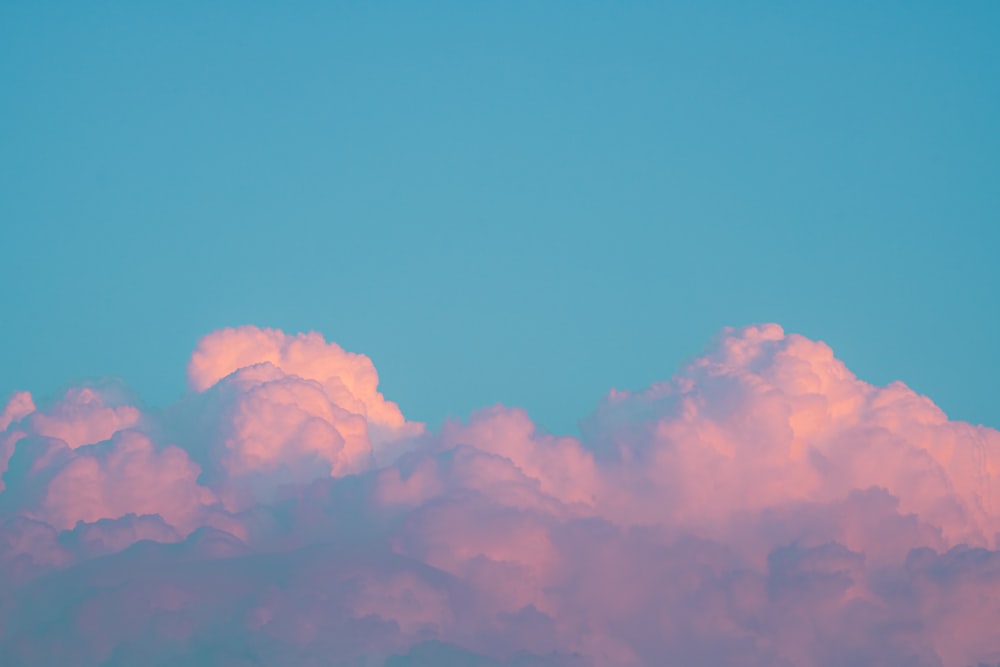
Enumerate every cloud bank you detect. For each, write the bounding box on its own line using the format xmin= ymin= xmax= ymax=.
xmin=1 ymin=324 xmax=998 ymax=666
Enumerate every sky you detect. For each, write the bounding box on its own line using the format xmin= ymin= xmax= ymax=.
xmin=2 ymin=2 xmax=997 ymax=436
xmin=2 ymin=5 xmax=1000 ymax=666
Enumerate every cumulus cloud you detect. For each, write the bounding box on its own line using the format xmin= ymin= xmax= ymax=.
xmin=0 ymin=323 xmax=998 ymax=666
xmin=178 ymin=326 xmax=425 ymax=510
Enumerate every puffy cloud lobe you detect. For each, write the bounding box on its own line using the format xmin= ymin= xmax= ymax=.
xmin=183 ymin=327 xmax=424 ymax=508
xmin=582 ymin=324 xmax=1000 ymax=549
xmin=0 ymin=388 xmax=224 ymax=538
xmin=20 ymin=431 xmax=215 ymax=533
xmin=0 ymin=387 xmax=142 ymax=494
xmin=0 ymin=391 xmax=33 ymax=433
xmin=23 ymin=386 xmax=141 ymax=450
xmin=0 ymin=323 xmax=999 ymax=666
xmin=187 ymin=325 xmax=412 ymax=432
xmin=0 ymin=392 xmax=35 ymax=494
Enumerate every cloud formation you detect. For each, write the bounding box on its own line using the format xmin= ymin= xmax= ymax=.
xmin=1 ymin=324 xmax=998 ymax=666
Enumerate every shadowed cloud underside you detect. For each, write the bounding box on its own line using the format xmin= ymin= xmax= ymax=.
xmin=1 ymin=324 xmax=999 ymax=666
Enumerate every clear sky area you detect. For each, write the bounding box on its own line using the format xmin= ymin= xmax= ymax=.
xmin=2 ymin=2 xmax=997 ymax=435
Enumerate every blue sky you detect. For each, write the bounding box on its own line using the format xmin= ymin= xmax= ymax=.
xmin=1 ymin=2 xmax=997 ymax=435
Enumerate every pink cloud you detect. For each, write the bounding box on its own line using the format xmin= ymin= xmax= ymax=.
xmin=30 ymin=431 xmax=217 ymax=533
xmin=0 ymin=392 xmax=34 ymax=433
xmin=0 ymin=323 xmax=998 ymax=666
xmin=25 ymin=387 xmax=141 ymax=450
xmin=0 ymin=392 xmax=35 ymax=493
xmin=187 ymin=326 xmax=415 ymax=433
xmin=180 ymin=326 xmax=425 ymax=509
xmin=0 ymin=387 xmax=142 ymax=494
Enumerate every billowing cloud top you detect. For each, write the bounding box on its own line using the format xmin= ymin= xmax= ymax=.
xmin=1 ymin=324 xmax=998 ymax=666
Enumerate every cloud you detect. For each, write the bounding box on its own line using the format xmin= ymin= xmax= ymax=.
xmin=179 ymin=326 xmax=425 ymax=510
xmin=187 ymin=326 xmax=414 ymax=434
xmin=0 ymin=323 xmax=998 ymax=666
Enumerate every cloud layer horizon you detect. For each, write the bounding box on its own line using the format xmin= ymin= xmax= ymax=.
xmin=1 ymin=324 xmax=998 ymax=666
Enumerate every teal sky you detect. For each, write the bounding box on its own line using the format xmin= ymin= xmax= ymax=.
xmin=1 ymin=2 xmax=997 ymax=435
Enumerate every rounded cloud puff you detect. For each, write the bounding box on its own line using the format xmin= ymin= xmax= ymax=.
xmin=0 ymin=388 xmax=226 ymax=540
xmin=584 ymin=324 xmax=1000 ymax=550
xmin=187 ymin=325 xmax=411 ymax=431
xmin=0 ymin=324 xmax=998 ymax=667
xmin=0 ymin=387 xmax=141 ymax=493
xmin=181 ymin=326 xmax=425 ymax=508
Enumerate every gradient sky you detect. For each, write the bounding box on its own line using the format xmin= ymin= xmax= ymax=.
xmin=2 ymin=2 xmax=997 ymax=436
